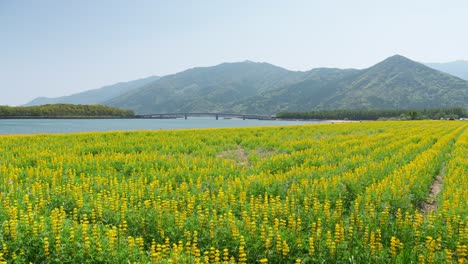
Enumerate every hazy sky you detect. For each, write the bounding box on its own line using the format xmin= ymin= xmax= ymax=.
xmin=1 ymin=0 xmax=468 ymax=106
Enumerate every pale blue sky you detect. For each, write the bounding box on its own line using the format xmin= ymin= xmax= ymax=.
xmin=1 ymin=0 xmax=467 ymax=105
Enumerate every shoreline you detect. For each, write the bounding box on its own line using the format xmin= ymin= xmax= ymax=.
xmin=0 ymin=116 xmax=133 ymax=119
xmin=0 ymin=118 xmax=327 ymax=135
xmin=0 ymin=116 xmax=358 ymax=122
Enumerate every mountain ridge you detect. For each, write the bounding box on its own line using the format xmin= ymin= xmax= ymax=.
xmin=104 ymin=61 xmax=309 ymax=113
xmin=317 ymin=55 xmax=467 ymax=110
xmin=25 ymin=55 xmax=468 ymax=114
xmin=24 ymin=75 xmax=160 ymax=106
xmin=106 ymin=55 xmax=467 ymax=114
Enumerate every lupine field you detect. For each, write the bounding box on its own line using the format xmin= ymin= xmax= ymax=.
xmin=0 ymin=121 xmax=467 ymax=263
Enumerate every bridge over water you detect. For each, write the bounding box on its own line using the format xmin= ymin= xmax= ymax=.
xmin=135 ymin=112 xmax=275 ymax=120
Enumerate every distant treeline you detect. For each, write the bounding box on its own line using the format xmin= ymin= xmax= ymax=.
xmin=0 ymin=104 xmax=134 ymax=117
xmin=277 ymin=108 xmax=467 ymax=120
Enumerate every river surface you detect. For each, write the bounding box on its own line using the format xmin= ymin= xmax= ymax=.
xmin=0 ymin=118 xmax=326 ymax=135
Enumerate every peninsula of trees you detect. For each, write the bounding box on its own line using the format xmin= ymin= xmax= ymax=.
xmin=0 ymin=104 xmax=134 ymax=118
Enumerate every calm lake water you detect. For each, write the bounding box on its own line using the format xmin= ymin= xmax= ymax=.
xmin=0 ymin=118 xmax=325 ymax=135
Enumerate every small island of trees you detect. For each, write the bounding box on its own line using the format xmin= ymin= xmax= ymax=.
xmin=0 ymin=104 xmax=135 ymax=118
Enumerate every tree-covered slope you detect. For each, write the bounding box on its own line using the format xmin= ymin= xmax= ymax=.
xmin=25 ymin=56 xmax=468 ymax=115
xmin=230 ymin=55 xmax=467 ymax=114
xmin=104 ymin=61 xmax=308 ymax=113
xmin=24 ymin=76 xmax=160 ymax=106
xmin=228 ymin=68 xmax=360 ymax=114
xmin=104 ymin=55 xmax=467 ymax=115
xmin=317 ymin=55 xmax=468 ymax=110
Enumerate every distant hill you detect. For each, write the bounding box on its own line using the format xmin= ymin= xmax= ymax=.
xmin=425 ymin=60 xmax=468 ymax=81
xmin=24 ymin=75 xmax=160 ymax=106
xmin=104 ymin=61 xmax=308 ymax=113
xmin=318 ymin=55 xmax=468 ymax=110
xmin=230 ymin=68 xmax=360 ymax=113
xmin=26 ymin=56 xmax=468 ymax=115
xmin=105 ymin=55 xmax=468 ymax=114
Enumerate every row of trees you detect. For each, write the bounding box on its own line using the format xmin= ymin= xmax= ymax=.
xmin=277 ymin=107 xmax=467 ymax=120
xmin=0 ymin=104 xmax=135 ymax=117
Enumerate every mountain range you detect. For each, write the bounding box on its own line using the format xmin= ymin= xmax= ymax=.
xmin=25 ymin=55 xmax=468 ymax=115
xmin=24 ymin=75 xmax=160 ymax=106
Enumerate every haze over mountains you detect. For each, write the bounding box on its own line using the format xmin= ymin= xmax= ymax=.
xmin=25 ymin=55 xmax=468 ymax=115
xmin=24 ymin=76 xmax=160 ymax=106
xmin=424 ymin=60 xmax=468 ymax=81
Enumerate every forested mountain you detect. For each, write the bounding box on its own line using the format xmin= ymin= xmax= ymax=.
xmin=104 ymin=61 xmax=308 ymax=113
xmin=24 ymin=76 xmax=159 ymax=106
xmin=230 ymin=68 xmax=360 ymax=113
xmin=26 ymin=55 xmax=468 ymax=115
xmin=425 ymin=60 xmax=468 ymax=81
xmin=106 ymin=55 xmax=468 ymax=114
xmin=318 ymin=55 xmax=468 ymax=110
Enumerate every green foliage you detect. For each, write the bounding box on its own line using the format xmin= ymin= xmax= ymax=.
xmin=408 ymin=111 xmax=418 ymax=120
xmin=0 ymin=122 xmax=467 ymax=263
xmin=277 ymin=107 xmax=467 ymax=120
xmin=0 ymin=104 xmax=135 ymax=117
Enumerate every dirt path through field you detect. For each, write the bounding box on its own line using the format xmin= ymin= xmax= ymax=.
xmin=421 ymin=168 xmax=445 ymax=213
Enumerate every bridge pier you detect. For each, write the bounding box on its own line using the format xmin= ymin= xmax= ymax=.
xmin=243 ymin=115 xmax=246 ymax=120
xmin=184 ymin=114 xmax=187 ymax=120
xmin=216 ymin=114 xmax=218 ymax=120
